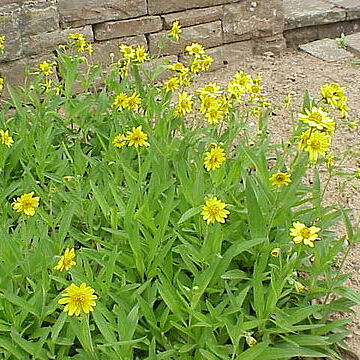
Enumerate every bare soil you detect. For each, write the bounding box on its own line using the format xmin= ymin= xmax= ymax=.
xmin=201 ymin=49 xmax=360 ymax=356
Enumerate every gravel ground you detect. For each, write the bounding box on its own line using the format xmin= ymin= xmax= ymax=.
xmin=200 ymin=49 xmax=360 ymax=356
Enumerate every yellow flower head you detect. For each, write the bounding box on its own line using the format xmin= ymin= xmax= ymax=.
xmin=289 ymin=221 xmax=320 ymax=247
xmin=177 ymin=72 xmax=191 ymax=87
xmin=271 ymin=248 xmax=281 ymax=257
xmin=135 ymin=45 xmax=149 ymax=63
xmin=126 ymin=126 xmax=149 ymax=148
xmin=233 ymin=71 xmax=252 ymax=88
xmin=163 ymin=77 xmax=180 ymax=92
xmin=12 ymin=192 xmax=40 ymax=217
xmin=39 ymin=61 xmax=54 ymax=76
xmin=197 ymin=82 xmax=222 ymax=97
xmin=0 ymin=77 xmax=4 ymax=91
xmin=174 ymin=91 xmax=193 ymax=117
xmin=269 ymin=172 xmax=291 ymax=187
xmin=204 ymin=145 xmax=226 ymax=171
xmin=294 ymin=281 xmax=306 ymax=293
xmin=304 ymin=130 xmax=331 ymax=164
xmin=320 ymin=83 xmax=347 ymax=107
xmin=67 ymin=33 xmax=85 ymax=41
xmin=112 ymin=133 xmax=127 ymax=148
xmin=168 ymin=21 xmax=182 ymax=42
xmin=227 ymin=80 xmax=246 ymax=100
xmin=54 ymin=248 xmax=76 ymax=271
xmin=185 ymin=43 xmax=206 ymax=57
xmin=190 ymin=55 xmax=213 ymax=73
xmin=201 ymin=197 xmax=230 ymax=225
xmin=58 ymin=283 xmax=97 ymax=316
xmin=0 ymin=35 xmax=5 ymax=51
xmin=0 ymin=129 xmax=14 ymax=148
xmin=298 ymin=107 xmax=334 ymax=131
xmin=119 ymin=44 xmax=135 ymax=60
xmin=205 ymin=105 xmax=224 ymax=125
xmin=124 ymin=92 xmax=141 ymax=110
xmin=113 ymin=92 xmax=128 ymax=109
xmin=168 ymin=62 xmax=188 ymax=72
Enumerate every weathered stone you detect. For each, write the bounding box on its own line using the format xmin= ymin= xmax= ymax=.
xmin=299 ymin=38 xmax=353 ymax=62
xmin=94 ymin=16 xmax=162 ymax=41
xmin=284 ymin=0 xmax=346 ymax=30
xmin=140 ymin=55 xmax=178 ymax=82
xmin=328 ymin=0 xmax=360 ymax=21
xmin=58 ymin=0 xmax=147 ymax=27
xmin=0 ymin=7 xmax=22 ymax=62
xmin=345 ymin=32 xmax=360 ymax=56
xmin=21 ymin=2 xmax=59 ymax=36
xmin=317 ymin=19 xmax=360 ymax=39
xmin=284 ymin=26 xmax=320 ymax=47
xmin=223 ymin=0 xmax=284 ymax=43
xmin=253 ymin=34 xmax=286 ymax=55
xmin=22 ymin=26 xmax=94 ymax=57
xmin=91 ymin=36 xmax=147 ymax=67
xmin=148 ymin=21 xmax=223 ymax=56
xmin=162 ymin=6 xmax=223 ymax=29
xmin=148 ymin=0 xmax=238 ymax=15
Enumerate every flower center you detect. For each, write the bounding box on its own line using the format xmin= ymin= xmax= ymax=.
xmin=207 ymin=205 xmax=220 ymax=217
xmin=308 ymin=113 xmax=322 ymax=124
xmin=309 ymin=139 xmax=321 ymax=150
xmin=300 ymin=228 xmax=311 ymax=239
xmin=275 ymin=174 xmax=285 ymax=182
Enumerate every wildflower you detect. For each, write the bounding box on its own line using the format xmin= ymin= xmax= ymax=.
xmin=271 ymin=248 xmax=281 ymax=257
xmin=0 ymin=77 xmax=3 ymax=91
xmin=12 ymin=192 xmax=40 ymax=217
xmin=54 ymin=248 xmax=76 ymax=271
xmin=294 ymin=281 xmax=306 ymax=293
xmin=113 ymin=133 xmax=127 ymax=148
xmin=303 ymin=131 xmax=331 ymax=164
xmin=234 ymin=71 xmax=252 ymax=88
xmin=269 ymin=172 xmax=291 ymax=187
xmin=204 ymin=145 xmax=226 ymax=171
xmin=0 ymin=35 xmax=5 ymax=51
xmin=40 ymin=79 xmax=53 ymax=93
xmin=189 ymin=55 xmax=213 ymax=73
xmin=113 ymin=92 xmax=128 ymax=109
xmin=197 ymin=82 xmax=222 ymax=97
xmin=185 ymin=43 xmax=205 ymax=57
xmin=39 ymin=61 xmax=54 ymax=76
xmin=119 ymin=44 xmax=135 ymax=61
xmin=163 ymin=77 xmax=180 ymax=92
xmin=135 ymin=45 xmax=149 ymax=63
xmin=289 ymin=221 xmax=320 ymax=247
xmin=298 ymin=107 xmax=334 ymax=131
xmin=126 ymin=126 xmax=149 ymax=148
xmin=174 ymin=91 xmax=193 ymax=117
xmin=177 ymin=71 xmax=192 ymax=87
xmin=245 ymin=334 xmax=257 ymax=347
xmin=168 ymin=62 xmax=188 ymax=72
xmin=227 ymin=81 xmax=246 ymax=100
xmin=58 ymin=283 xmax=97 ymax=316
xmin=320 ymin=83 xmax=347 ymax=108
xmin=67 ymin=33 xmax=90 ymax=53
xmin=168 ymin=21 xmax=182 ymax=42
xmin=201 ymin=197 xmax=230 ymax=225
xmin=124 ymin=92 xmax=141 ymax=110
xmin=62 ymin=176 xmax=74 ymax=182
xmin=0 ymin=129 xmax=14 ymax=147
xmin=205 ymin=106 xmax=224 ymax=125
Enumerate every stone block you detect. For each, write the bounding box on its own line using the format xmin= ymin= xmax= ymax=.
xmin=140 ymin=55 xmax=178 ymax=82
xmin=284 ymin=26 xmax=319 ymax=47
xmin=58 ymin=0 xmax=147 ymax=27
xmin=22 ymin=26 xmax=94 ymax=57
xmin=148 ymin=21 xmax=223 ymax=56
xmin=94 ymin=16 xmax=162 ymax=41
xmin=328 ymin=0 xmax=360 ymax=21
xmin=148 ymin=0 xmax=239 ymax=15
xmin=284 ymin=0 xmax=346 ymax=30
xmin=162 ymin=6 xmax=223 ymax=29
xmin=223 ymin=0 xmax=284 ymax=43
xmin=345 ymin=32 xmax=360 ymax=56
xmin=0 ymin=7 xmax=22 ymax=62
xmin=253 ymin=34 xmax=286 ymax=55
xmin=299 ymin=38 xmax=353 ymax=62
xmin=21 ymin=2 xmax=59 ymax=36
xmin=317 ymin=19 xmax=360 ymax=39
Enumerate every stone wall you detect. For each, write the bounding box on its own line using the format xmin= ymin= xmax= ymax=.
xmin=0 ymin=0 xmax=285 ymax=86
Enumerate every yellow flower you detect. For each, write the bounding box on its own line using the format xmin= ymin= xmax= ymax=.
xmin=168 ymin=62 xmax=188 ymax=72
xmin=189 ymin=55 xmax=213 ymax=73
xmin=119 ymin=44 xmax=135 ymax=60
xmin=0 ymin=129 xmax=14 ymax=147
xmin=67 ymin=33 xmax=85 ymax=41
xmin=0 ymin=77 xmax=4 ymax=91
xmin=124 ymin=92 xmax=141 ymax=110
xmin=233 ymin=71 xmax=252 ymax=88
xmin=163 ymin=77 xmax=180 ymax=92
xmin=227 ymin=80 xmax=246 ymax=100
xmin=54 ymin=248 xmax=76 ymax=271
xmin=204 ymin=145 xmax=226 ymax=171
xmin=201 ymin=197 xmax=230 ymax=225
xmin=12 ymin=192 xmax=40 ymax=217
xmin=269 ymin=172 xmax=292 ymax=187
xmin=113 ymin=92 xmax=128 ymax=109
xmin=304 ymin=130 xmax=331 ymax=163
xmin=174 ymin=91 xmax=193 ymax=117
xmin=39 ymin=61 xmax=54 ymax=76
xmin=58 ymin=283 xmax=97 ymax=316
xmin=135 ymin=45 xmax=149 ymax=63
xmin=185 ymin=43 xmax=205 ymax=57
xmin=197 ymin=82 xmax=222 ymax=97
xmin=298 ymin=107 xmax=334 ymax=131
xmin=113 ymin=133 xmax=127 ymax=148
xmin=0 ymin=35 xmax=5 ymax=51
xmin=294 ymin=281 xmax=306 ymax=293
xmin=271 ymin=248 xmax=280 ymax=257
xmin=168 ymin=21 xmax=182 ymax=42
xmin=320 ymin=83 xmax=346 ymax=108
xmin=205 ymin=106 xmax=224 ymax=125
xmin=67 ymin=33 xmax=90 ymax=53
xmin=289 ymin=221 xmax=320 ymax=247
xmin=177 ymin=72 xmax=191 ymax=87
xmin=126 ymin=126 xmax=149 ymax=148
